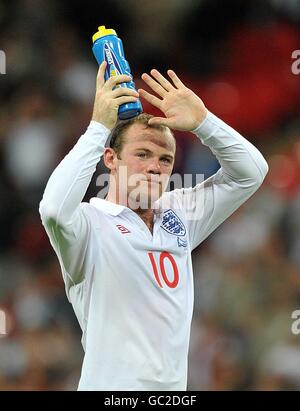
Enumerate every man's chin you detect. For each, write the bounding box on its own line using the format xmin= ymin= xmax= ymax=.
xmin=128 ymin=191 xmax=162 ymax=210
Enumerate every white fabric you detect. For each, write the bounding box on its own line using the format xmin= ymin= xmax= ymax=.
xmin=39 ymin=111 xmax=268 ymax=390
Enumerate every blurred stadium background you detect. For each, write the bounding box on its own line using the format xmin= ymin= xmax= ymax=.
xmin=0 ymin=0 xmax=300 ymax=390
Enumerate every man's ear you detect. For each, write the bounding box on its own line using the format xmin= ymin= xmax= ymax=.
xmin=103 ymin=148 xmax=118 ymax=171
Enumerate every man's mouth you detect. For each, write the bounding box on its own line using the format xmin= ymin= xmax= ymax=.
xmin=147 ymin=180 xmax=160 ymax=185
xmin=146 ymin=176 xmax=161 ymax=184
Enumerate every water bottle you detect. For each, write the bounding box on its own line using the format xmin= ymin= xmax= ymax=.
xmin=92 ymin=25 xmax=143 ymax=120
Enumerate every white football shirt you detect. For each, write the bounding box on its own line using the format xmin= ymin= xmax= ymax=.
xmin=39 ymin=111 xmax=268 ymax=390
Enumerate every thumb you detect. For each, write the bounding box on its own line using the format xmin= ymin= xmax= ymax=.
xmin=148 ymin=117 xmax=173 ymax=128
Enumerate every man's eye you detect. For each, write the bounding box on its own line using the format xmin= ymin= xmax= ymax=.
xmin=137 ymin=153 xmax=147 ymax=158
xmin=161 ymin=158 xmax=172 ymax=164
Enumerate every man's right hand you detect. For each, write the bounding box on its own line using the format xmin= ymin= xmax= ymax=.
xmin=92 ymin=61 xmax=139 ymax=130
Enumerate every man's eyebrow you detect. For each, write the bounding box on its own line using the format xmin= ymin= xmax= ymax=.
xmin=134 ymin=148 xmax=174 ymax=159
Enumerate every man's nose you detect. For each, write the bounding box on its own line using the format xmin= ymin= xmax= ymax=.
xmin=146 ymin=158 xmax=161 ymax=174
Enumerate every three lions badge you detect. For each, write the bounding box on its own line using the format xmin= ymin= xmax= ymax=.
xmin=161 ymin=209 xmax=187 ymax=248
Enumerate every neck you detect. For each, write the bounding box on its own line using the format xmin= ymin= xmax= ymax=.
xmin=135 ymin=208 xmax=155 ymax=234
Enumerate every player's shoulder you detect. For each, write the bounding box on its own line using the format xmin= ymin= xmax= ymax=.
xmin=78 ymin=200 xmax=107 ymax=228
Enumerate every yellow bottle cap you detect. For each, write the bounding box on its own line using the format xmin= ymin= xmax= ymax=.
xmin=92 ymin=25 xmax=117 ymax=43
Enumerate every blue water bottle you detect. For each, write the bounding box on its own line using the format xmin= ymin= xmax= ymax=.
xmin=92 ymin=25 xmax=143 ymax=120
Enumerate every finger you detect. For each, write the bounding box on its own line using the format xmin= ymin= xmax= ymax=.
xmin=150 ymin=69 xmax=174 ymax=92
xmin=138 ymin=88 xmax=162 ymax=109
xmin=96 ymin=61 xmax=107 ymax=88
xmin=115 ymin=95 xmax=139 ymax=105
xmin=148 ymin=116 xmax=173 ymax=128
xmin=167 ymin=69 xmax=185 ymax=89
xmin=112 ymin=87 xmax=139 ymax=98
xmin=104 ymin=74 xmax=132 ymax=90
xmin=141 ymin=73 xmax=167 ymax=98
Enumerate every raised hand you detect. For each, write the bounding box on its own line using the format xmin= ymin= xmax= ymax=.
xmin=92 ymin=61 xmax=139 ymax=130
xmin=138 ymin=69 xmax=207 ymax=131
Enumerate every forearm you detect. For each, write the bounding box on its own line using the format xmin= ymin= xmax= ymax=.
xmin=192 ymin=111 xmax=269 ymax=187
xmin=39 ymin=120 xmax=110 ymax=225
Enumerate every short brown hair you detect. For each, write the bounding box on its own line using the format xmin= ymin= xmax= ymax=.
xmin=109 ymin=113 xmax=175 ymax=156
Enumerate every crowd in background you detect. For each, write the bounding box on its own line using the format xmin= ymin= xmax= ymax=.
xmin=0 ymin=0 xmax=300 ymax=390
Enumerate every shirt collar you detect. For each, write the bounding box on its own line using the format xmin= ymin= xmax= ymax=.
xmin=89 ymin=197 xmax=126 ymax=216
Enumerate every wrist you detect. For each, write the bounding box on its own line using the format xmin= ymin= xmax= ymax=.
xmin=191 ymin=108 xmax=208 ymax=132
xmin=90 ymin=117 xmax=112 ymax=133
xmin=91 ymin=113 xmax=113 ymax=131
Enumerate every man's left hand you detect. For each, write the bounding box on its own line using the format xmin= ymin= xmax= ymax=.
xmin=139 ymin=69 xmax=207 ymax=131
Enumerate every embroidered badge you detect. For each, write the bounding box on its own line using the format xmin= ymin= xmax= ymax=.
xmin=161 ymin=209 xmax=186 ymax=237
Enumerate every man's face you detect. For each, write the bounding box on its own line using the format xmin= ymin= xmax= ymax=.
xmin=111 ymin=123 xmax=176 ymax=209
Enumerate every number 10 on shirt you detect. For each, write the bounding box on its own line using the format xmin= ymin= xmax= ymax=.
xmin=148 ymin=252 xmax=179 ymax=289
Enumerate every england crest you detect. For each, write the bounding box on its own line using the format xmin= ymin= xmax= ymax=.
xmin=161 ymin=209 xmax=186 ymax=237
